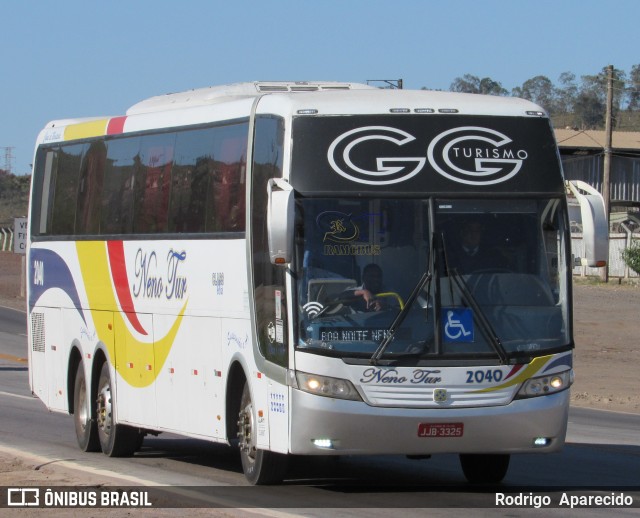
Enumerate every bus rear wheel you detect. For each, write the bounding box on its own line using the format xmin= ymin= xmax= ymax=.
xmin=459 ymin=453 xmax=510 ymax=484
xmin=73 ymin=362 xmax=100 ymax=452
xmin=96 ymin=362 xmax=142 ymax=457
xmin=237 ymin=382 xmax=287 ymax=485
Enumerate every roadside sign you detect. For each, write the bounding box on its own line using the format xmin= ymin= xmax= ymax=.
xmin=14 ymin=217 xmax=27 ymax=254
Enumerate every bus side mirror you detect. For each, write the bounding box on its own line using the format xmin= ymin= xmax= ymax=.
xmin=267 ymin=178 xmax=294 ymax=266
xmin=566 ymin=180 xmax=608 ymax=267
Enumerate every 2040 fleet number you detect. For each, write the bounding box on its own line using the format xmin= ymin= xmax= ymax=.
xmin=465 ymin=369 xmax=504 ymax=384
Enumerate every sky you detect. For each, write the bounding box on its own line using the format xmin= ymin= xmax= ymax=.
xmin=1 ymin=0 xmax=638 ymax=175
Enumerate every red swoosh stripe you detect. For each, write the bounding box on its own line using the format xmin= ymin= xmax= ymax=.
xmin=107 ymin=116 xmax=127 ymax=135
xmin=107 ymin=241 xmax=148 ymax=336
xmin=505 ymin=364 xmax=524 ymax=379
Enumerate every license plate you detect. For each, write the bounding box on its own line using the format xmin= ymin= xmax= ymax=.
xmin=418 ymin=422 xmax=464 ymax=438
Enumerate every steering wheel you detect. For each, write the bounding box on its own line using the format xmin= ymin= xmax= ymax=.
xmin=374 ymin=292 xmax=405 ymax=310
xmin=469 ymin=268 xmax=514 ymax=275
xmin=310 ymin=295 xmax=362 ymax=318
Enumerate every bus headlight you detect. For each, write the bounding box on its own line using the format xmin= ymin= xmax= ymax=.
xmin=292 ymin=371 xmax=362 ymax=401
xmin=516 ymin=369 xmax=573 ymax=398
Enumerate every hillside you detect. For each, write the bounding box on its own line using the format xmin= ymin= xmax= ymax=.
xmin=0 ymin=173 xmax=30 ymax=227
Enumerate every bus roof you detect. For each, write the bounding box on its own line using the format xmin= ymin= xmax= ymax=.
xmin=126 ymin=81 xmax=376 ymax=115
xmin=37 ymin=82 xmax=548 ymax=145
xmin=257 ymin=88 xmax=547 ymax=118
xmin=126 ymin=81 xmax=546 ymax=118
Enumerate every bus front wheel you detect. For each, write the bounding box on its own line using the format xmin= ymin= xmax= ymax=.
xmin=237 ymin=382 xmax=287 ymax=485
xmin=95 ymin=362 xmax=142 ymax=457
xmin=460 ymin=453 xmax=510 ymax=484
xmin=73 ymin=362 xmax=100 ymax=452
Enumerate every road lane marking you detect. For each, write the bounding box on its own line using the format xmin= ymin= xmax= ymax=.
xmin=0 ymin=305 xmax=26 ymax=313
xmin=0 ymin=445 xmax=307 ymax=516
xmin=0 ymin=353 xmax=28 ymax=363
xmin=0 ymin=391 xmax=36 ymax=401
xmin=0 ymin=444 xmax=167 ymax=486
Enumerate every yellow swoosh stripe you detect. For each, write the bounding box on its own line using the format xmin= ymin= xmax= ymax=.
xmin=64 ymin=119 xmax=109 ymax=141
xmin=77 ymin=241 xmax=187 ymax=387
xmin=471 ymin=355 xmax=553 ymax=393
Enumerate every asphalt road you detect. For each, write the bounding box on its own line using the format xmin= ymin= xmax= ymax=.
xmin=0 ymin=308 xmax=638 ymax=515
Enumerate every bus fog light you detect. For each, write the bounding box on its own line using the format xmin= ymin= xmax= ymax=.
xmin=517 ymin=369 xmax=572 ymax=399
xmin=312 ymin=439 xmax=334 ymax=449
xmin=533 ymin=437 xmax=551 ymax=447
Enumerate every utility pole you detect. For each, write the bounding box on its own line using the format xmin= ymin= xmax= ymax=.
xmin=601 ymin=65 xmax=614 ymax=282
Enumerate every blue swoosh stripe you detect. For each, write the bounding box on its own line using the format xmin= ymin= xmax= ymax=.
xmin=29 ymin=248 xmax=86 ymax=324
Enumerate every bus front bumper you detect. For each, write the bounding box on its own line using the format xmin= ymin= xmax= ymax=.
xmin=289 ymin=388 xmax=569 ymax=455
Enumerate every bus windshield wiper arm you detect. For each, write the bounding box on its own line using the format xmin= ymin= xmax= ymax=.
xmin=449 ymin=269 xmax=509 ymax=364
xmin=370 ymin=271 xmax=432 ymax=365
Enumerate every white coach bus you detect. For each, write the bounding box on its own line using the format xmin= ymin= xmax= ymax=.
xmin=27 ymin=81 xmax=608 ymax=484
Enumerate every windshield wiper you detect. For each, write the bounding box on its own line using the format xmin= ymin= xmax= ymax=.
xmin=439 ymin=231 xmax=508 ymax=364
xmin=370 ymin=271 xmax=432 ymax=365
xmin=448 ymin=268 xmax=509 ymax=364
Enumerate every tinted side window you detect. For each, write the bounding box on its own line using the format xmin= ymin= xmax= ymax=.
xmin=101 ymin=137 xmax=139 ymax=235
xmin=135 ymin=133 xmax=174 ymax=233
xmin=168 ymin=124 xmax=248 ymax=234
xmin=169 ymin=128 xmax=215 ymax=233
xmin=30 ymin=148 xmax=57 ymax=236
xmin=51 ymin=144 xmax=85 ymax=235
xmin=76 ymin=141 xmax=107 ymax=235
xmin=31 ymin=120 xmax=249 ymax=238
xmin=208 ymin=123 xmax=247 ymax=232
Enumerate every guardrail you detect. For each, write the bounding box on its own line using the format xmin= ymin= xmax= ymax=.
xmin=0 ymin=227 xmax=13 ymax=251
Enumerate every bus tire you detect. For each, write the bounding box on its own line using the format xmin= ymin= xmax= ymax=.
xmin=73 ymin=362 xmax=100 ymax=452
xmin=96 ymin=362 xmax=141 ymax=457
xmin=237 ymin=381 xmax=287 ymax=485
xmin=459 ymin=453 xmax=510 ymax=484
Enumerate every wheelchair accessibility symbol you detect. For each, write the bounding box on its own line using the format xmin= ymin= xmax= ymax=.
xmin=442 ymin=308 xmax=474 ymax=342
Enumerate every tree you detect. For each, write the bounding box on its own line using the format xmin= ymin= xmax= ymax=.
xmin=512 ymin=75 xmax=557 ymax=114
xmin=581 ymin=66 xmax=626 ymax=107
xmin=622 ymin=240 xmax=640 ymax=275
xmin=573 ymin=91 xmax=605 ymax=129
xmin=555 ymin=72 xmax=578 ymax=115
xmin=449 ymin=74 xmax=507 ymax=96
xmin=627 ymin=64 xmax=640 ymax=111
xmin=580 ymin=66 xmax=626 ymax=127
xmin=442 ymin=65 xmax=640 ymax=130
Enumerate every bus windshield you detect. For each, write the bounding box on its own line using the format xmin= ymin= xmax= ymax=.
xmin=295 ymin=197 xmax=570 ymax=361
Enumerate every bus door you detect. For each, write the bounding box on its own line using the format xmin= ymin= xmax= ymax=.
xmin=249 ymin=114 xmax=288 ymax=453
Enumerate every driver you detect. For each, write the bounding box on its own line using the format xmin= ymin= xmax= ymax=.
xmin=351 ymin=263 xmax=385 ymax=311
xmin=449 ymin=221 xmax=494 ymax=273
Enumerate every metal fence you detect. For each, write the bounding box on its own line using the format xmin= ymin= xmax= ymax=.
xmin=562 ymin=154 xmax=640 ymax=205
xmin=572 ymin=232 xmax=640 ymax=278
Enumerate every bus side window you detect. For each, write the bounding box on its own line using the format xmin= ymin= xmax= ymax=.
xmin=135 ymin=133 xmax=174 ymax=234
xmin=76 ymin=141 xmax=106 ymax=235
xmin=101 ymin=137 xmax=140 ymax=235
xmin=31 ymin=148 xmax=57 ymax=236
xmin=51 ymin=143 xmax=85 ymax=236
xmin=208 ymin=126 xmax=247 ymax=232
